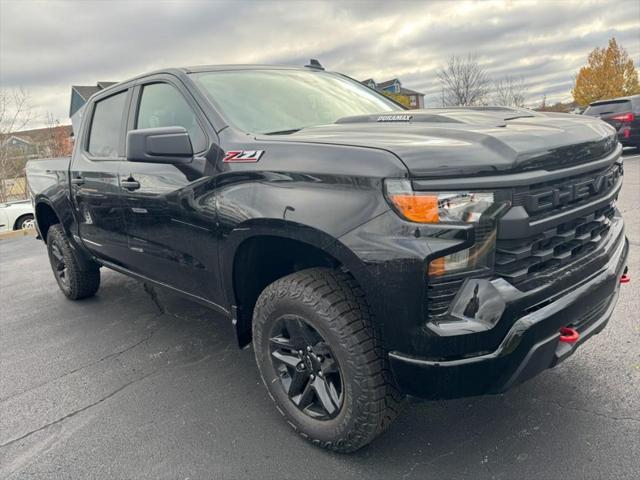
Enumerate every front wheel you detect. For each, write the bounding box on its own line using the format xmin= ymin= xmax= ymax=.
xmin=46 ymin=224 xmax=100 ymax=300
xmin=252 ymin=268 xmax=404 ymax=452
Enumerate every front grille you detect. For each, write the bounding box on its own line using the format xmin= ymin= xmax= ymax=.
xmin=495 ymin=203 xmax=615 ymax=283
xmin=512 ymin=162 xmax=621 ymax=218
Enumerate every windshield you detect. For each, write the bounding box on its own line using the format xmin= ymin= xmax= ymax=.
xmin=192 ymin=69 xmax=401 ymax=134
xmin=584 ymin=100 xmax=631 ymax=116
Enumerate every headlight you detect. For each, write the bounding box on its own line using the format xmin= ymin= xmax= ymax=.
xmin=428 ymin=227 xmax=497 ymax=276
xmin=384 ymin=179 xmax=508 ymax=277
xmin=384 ymin=179 xmax=494 ymax=224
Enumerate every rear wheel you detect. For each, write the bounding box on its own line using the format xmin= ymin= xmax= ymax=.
xmin=252 ymin=267 xmax=404 ymax=452
xmin=46 ymin=224 xmax=100 ymax=299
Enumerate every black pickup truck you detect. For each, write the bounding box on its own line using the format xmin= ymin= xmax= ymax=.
xmin=27 ymin=64 xmax=629 ymax=452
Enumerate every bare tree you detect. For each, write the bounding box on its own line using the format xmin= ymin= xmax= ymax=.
xmin=437 ymin=54 xmax=490 ymax=106
xmin=0 ymin=88 xmax=33 ymax=137
xmin=0 ymin=88 xmax=35 ymax=201
xmin=493 ymin=76 xmax=527 ymax=107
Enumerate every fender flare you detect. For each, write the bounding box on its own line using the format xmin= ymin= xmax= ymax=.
xmin=33 ymin=195 xmax=64 ymax=239
xmin=34 ymin=195 xmax=94 ymax=266
xmin=220 ymin=219 xmax=377 ymax=344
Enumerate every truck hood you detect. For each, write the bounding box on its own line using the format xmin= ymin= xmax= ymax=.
xmin=256 ymin=108 xmax=617 ymax=177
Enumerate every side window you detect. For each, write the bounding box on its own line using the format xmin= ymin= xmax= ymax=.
xmin=136 ymin=83 xmax=207 ymax=152
xmin=87 ymin=91 xmax=127 ymax=158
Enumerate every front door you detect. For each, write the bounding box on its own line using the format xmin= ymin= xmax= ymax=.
xmin=119 ymin=78 xmax=222 ymax=303
xmin=70 ymin=88 xmax=130 ymax=264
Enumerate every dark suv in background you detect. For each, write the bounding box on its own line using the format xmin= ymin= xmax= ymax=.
xmin=584 ymin=95 xmax=640 ymax=149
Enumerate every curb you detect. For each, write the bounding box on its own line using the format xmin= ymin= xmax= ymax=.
xmin=0 ymin=228 xmax=36 ymax=240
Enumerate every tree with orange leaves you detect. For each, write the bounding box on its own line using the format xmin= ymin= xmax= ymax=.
xmin=572 ymin=37 xmax=640 ymax=107
xmin=44 ymin=113 xmax=73 ymax=157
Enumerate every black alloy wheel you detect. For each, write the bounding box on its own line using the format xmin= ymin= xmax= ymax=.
xmin=269 ymin=315 xmax=343 ymax=419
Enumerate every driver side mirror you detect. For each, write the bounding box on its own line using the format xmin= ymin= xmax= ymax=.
xmin=126 ymin=126 xmax=193 ymax=164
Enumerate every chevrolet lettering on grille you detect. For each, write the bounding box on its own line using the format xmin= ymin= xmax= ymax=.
xmin=525 ymin=164 xmax=622 ymax=213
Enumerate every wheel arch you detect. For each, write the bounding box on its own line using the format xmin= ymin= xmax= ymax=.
xmin=13 ymin=212 xmax=35 ymax=230
xmin=34 ymin=199 xmax=61 ymax=241
xmin=222 ymin=221 xmax=374 ymax=347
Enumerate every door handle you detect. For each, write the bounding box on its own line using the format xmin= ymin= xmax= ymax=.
xmin=71 ymin=177 xmax=84 ymax=186
xmin=121 ymin=179 xmax=141 ymax=191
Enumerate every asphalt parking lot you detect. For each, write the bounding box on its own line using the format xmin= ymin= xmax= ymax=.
xmin=1 ymin=151 xmax=639 ymax=480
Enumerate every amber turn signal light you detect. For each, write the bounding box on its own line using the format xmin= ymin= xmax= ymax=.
xmin=387 ymin=194 xmax=439 ymax=223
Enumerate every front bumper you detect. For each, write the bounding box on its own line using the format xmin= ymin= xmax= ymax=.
xmin=389 ymin=234 xmax=629 ymax=400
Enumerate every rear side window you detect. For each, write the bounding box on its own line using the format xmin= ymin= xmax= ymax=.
xmin=584 ymin=100 xmax=632 ymax=116
xmin=136 ymin=83 xmax=206 ymax=152
xmin=87 ymin=91 xmax=127 ymax=158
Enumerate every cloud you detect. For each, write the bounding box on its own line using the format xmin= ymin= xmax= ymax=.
xmin=1 ymin=0 xmax=638 ymax=126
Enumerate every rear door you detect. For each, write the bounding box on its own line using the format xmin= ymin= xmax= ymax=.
xmin=118 ymin=75 xmax=222 ymax=301
xmin=70 ymin=87 xmax=131 ymax=264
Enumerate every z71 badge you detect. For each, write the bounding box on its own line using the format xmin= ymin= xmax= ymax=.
xmin=223 ymin=150 xmax=265 ymax=163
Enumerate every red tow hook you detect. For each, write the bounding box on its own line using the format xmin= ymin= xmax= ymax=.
xmin=620 ymin=267 xmax=630 ymax=284
xmin=559 ymin=327 xmax=580 ymax=344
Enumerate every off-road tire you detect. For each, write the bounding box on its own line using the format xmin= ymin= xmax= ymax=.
xmin=252 ymin=267 xmax=404 ymax=453
xmin=46 ymin=224 xmax=100 ymax=300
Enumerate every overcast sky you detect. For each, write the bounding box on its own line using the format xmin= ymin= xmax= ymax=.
xmin=1 ymin=0 xmax=639 ymax=127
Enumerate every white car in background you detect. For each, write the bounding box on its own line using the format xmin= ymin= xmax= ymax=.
xmin=0 ymin=200 xmax=35 ymax=232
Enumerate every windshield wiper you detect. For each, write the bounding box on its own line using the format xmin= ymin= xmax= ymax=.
xmin=263 ymin=128 xmax=303 ymax=135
